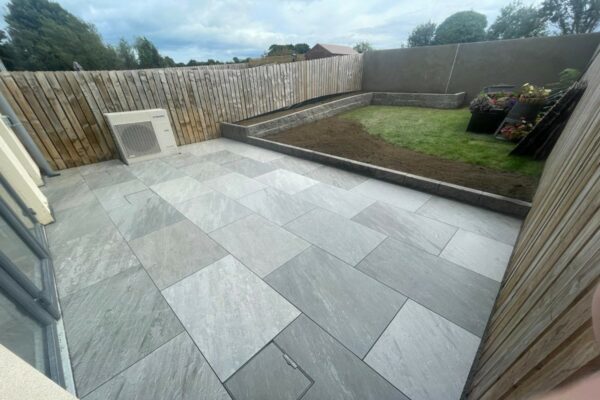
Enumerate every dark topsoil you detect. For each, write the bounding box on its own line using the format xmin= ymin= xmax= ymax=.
xmin=266 ymin=117 xmax=538 ymax=201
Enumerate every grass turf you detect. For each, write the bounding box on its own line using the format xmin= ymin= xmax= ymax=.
xmin=340 ymin=105 xmax=544 ymax=176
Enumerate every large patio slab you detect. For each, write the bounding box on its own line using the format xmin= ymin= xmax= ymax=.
xmin=43 ymin=138 xmax=521 ymax=400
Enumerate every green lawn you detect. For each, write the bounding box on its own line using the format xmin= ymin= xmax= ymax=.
xmin=340 ymin=106 xmax=544 ymax=176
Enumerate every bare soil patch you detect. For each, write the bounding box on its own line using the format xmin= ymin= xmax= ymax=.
xmin=266 ymin=117 xmax=538 ymax=201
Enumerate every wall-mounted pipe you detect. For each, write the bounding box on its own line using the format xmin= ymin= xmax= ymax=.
xmin=0 ymin=91 xmax=59 ymax=177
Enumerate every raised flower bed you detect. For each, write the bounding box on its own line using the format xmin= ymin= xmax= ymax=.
xmin=466 ymin=92 xmax=517 ymax=133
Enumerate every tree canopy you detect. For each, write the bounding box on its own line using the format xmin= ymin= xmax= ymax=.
xmin=407 ymin=22 xmax=437 ymax=47
xmin=433 ymin=11 xmax=488 ymax=45
xmin=266 ymin=43 xmax=310 ymax=56
xmin=353 ymin=41 xmax=374 ymax=53
xmin=487 ymin=1 xmax=547 ymax=40
xmin=540 ymin=0 xmax=600 ymax=34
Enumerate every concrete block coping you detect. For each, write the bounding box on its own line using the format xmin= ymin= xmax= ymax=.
xmin=221 ymin=92 xmax=530 ymax=218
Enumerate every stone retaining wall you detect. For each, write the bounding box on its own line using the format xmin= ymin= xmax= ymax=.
xmin=371 ymin=92 xmax=465 ymax=108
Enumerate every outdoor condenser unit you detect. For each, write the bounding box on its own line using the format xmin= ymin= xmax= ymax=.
xmin=104 ymin=109 xmax=178 ymax=164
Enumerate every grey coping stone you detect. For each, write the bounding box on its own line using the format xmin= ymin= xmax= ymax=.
xmin=285 ymin=208 xmax=386 ymax=266
xmin=256 ymin=169 xmax=319 ymax=194
xmin=210 ymin=214 xmax=310 ymax=277
xmin=266 ymin=246 xmax=407 ymax=358
xmin=350 ymin=178 xmax=432 ymax=212
xmin=150 ymin=176 xmax=212 ymax=204
xmin=178 ymin=161 xmax=232 ymax=182
xmin=440 ymin=229 xmax=514 ymax=282
xmin=162 ymin=255 xmax=300 ymax=381
xmin=129 ymin=220 xmax=228 ymax=289
xmin=83 ymin=333 xmax=230 ymax=400
xmin=204 ymin=172 xmax=267 ymax=199
xmin=128 ymin=159 xmax=186 ymax=186
xmin=305 ymin=165 xmax=368 ymax=190
xmin=197 ymin=150 xmax=244 ymax=164
xmin=274 ymin=315 xmax=408 ymax=400
xmin=82 ymin=165 xmax=136 ymax=190
xmin=357 ymin=238 xmax=499 ymax=337
xmin=267 ymin=155 xmax=322 ymax=175
xmin=237 ymin=187 xmax=316 ymax=225
xmin=62 ymin=266 xmax=183 ymax=397
xmin=225 ymin=343 xmax=311 ymax=400
xmin=222 ymin=157 xmax=277 ymax=178
xmin=108 ymin=195 xmax=185 ymax=241
xmin=365 ymin=300 xmax=480 ymax=400
xmin=92 ymin=179 xmax=147 ymax=211
xmin=417 ymin=196 xmax=522 ymax=245
xmin=352 ymin=201 xmax=457 ymax=255
xmin=295 ymin=183 xmax=375 ymax=218
xmin=51 ymin=225 xmax=140 ymax=298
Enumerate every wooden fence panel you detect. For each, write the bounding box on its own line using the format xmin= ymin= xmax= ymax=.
xmin=0 ymin=55 xmax=362 ymax=168
xmin=466 ymin=47 xmax=600 ymax=399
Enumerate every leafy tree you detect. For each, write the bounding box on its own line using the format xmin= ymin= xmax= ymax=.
xmin=408 ymin=22 xmax=437 ymax=47
xmin=134 ymin=36 xmax=163 ymax=68
xmin=434 ymin=11 xmax=488 ymax=45
xmin=5 ymin=0 xmax=117 ymax=70
xmin=353 ymin=41 xmax=373 ymax=53
xmin=540 ymin=0 xmax=600 ymax=34
xmin=267 ymin=44 xmax=295 ymax=56
xmin=293 ymin=43 xmax=310 ymax=54
xmin=488 ymin=2 xmax=547 ymax=40
xmin=0 ymin=30 xmax=15 ymax=70
xmin=161 ymin=56 xmax=176 ymax=67
xmin=116 ymin=38 xmax=138 ymax=69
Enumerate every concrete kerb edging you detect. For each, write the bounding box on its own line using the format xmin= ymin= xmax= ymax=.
xmin=221 ymin=92 xmax=531 ymax=218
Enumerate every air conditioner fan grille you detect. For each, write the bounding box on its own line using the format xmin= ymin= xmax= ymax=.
xmin=114 ymin=121 xmax=160 ymax=158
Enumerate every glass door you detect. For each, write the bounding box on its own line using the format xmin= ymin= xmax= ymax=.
xmin=0 ymin=174 xmax=64 ymax=385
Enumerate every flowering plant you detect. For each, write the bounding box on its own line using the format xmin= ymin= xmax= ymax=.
xmin=500 ymin=119 xmax=533 ymax=142
xmin=469 ymin=92 xmax=517 ymax=113
xmin=518 ymin=83 xmax=551 ymax=104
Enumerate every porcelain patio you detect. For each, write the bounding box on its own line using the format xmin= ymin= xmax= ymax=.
xmin=43 ymin=138 xmax=520 ymax=400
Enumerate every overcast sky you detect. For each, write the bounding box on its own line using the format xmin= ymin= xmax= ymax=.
xmin=0 ymin=0 xmax=541 ymax=62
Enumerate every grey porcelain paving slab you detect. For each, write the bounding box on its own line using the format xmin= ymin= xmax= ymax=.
xmin=275 ymin=315 xmax=407 ymax=400
xmin=150 ymin=176 xmax=211 ymax=204
xmin=352 ymin=201 xmax=457 ymax=255
xmin=210 ymin=214 xmax=310 ymax=277
xmin=204 ymin=172 xmax=266 ymax=199
xmin=228 ymin=145 xmax=284 ymax=163
xmin=162 ymin=255 xmax=300 ymax=381
xmin=238 ymin=187 xmax=316 ymax=225
xmin=42 ymin=180 xmax=96 ymax=212
xmin=222 ymin=157 xmax=277 ymax=178
xmin=266 ymin=246 xmax=406 ymax=357
xmin=108 ymin=195 xmax=184 ymax=241
xmin=296 ymin=183 xmax=375 ymax=218
xmin=92 ymin=179 xmax=147 ymax=211
xmin=256 ymin=169 xmax=318 ymax=194
xmin=440 ymin=229 xmax=513 ymax=282
xmin=161 ymin=152 xmax=202 ymax=168
xmin=417 ymin=196 xmax=522 ymax=245
xmin=51 ymin=226 xmax=140 ymax=298
xmin=174 ymin=191 xmax=253 ymax=232
xmin=125 ymin=189 xmax=156 ymax=205
xmin=129 ymin=220 xmax=228 ymax=289
xmin=305 ymin=166 xmax=368 ymax=190
xmin=365 ymin=300 xmax=480 ymax=400
xmin=62 ymin=266 xmax=183 ymax=397
xmin=285 ymin=208 xmax=386 ymax=266
xmin=351 ymin=179 xmax=432 ymax=212
xmin=268 ymin=155 xmax=322 ymax=175
xmin=84 ymin=333 xmax=230 ymax=400
xmin=83 ymin=165 xmax=136 ymax=190
xmin=44 ymin=168 xmax=84 ymax=186
xmin=225 ymin=343 xmax=311 ymax=400
xmin=179 ymin=161 xmax=232 ymax=181
xmin=128 ymin=159 xmax=185 ymax=186
xmin=197 ymin=150 xmax=244 ymax=164
xmin=78 ymin=159 xmax=123 ymax=176
xmin=46 ymin=201 xmax=113 ymax=248
xmin=357 ymin=238 xmax=499 ymax=336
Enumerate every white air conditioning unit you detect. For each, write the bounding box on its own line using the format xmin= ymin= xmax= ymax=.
xmin=104 ymin=109 xmax=178 ymax=164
